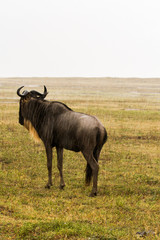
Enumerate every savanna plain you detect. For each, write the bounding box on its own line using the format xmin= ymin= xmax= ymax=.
xmin=0 ymin=78 xmax=160 ymax=239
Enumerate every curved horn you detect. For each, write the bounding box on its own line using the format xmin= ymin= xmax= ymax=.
xmin=43 ymin=85 xmax=48 ymax=98
xmin=17 ymin=86 xmax=27 ymax=97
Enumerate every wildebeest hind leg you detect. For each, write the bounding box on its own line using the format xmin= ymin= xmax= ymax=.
xmin=45 ymin=145 xmax=53 ymax=188
xmin=83 ymin=152 xmax=99 ymax=197
xmin=56 ymin=147 xmax=65 ymax=189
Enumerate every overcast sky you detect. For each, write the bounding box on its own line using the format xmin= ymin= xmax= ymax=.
xmin=0 ymin=0 xmax=160 ymax=78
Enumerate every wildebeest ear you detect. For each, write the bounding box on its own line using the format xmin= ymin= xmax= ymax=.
xmin=22 ymin=90 xmax=29 ymax=95
xmin=21 ymin=93 xmax=32 ymax=103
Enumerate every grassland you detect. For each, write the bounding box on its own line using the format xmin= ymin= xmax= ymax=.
xmin=0 ymin=78 xmax=160 ymax=239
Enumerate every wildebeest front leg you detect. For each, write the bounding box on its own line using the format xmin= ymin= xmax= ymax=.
xmin=56 ymin=147 xmax=65 ymax=189
xmin=45 ymin=145 xmax=53 ymax=189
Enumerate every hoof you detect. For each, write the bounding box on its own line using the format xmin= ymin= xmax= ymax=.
xmin=89 ymin=192 xmax=97 ymax=197
xmin=45 ymin=183 xmax=52 ymax=189
xmin=85 ymin=182 xmax=90 ymax=187
xmin=89 ymin=193 xmax=97 ymax=197
xmin=59 ymin=184 xmax=65 ymax=190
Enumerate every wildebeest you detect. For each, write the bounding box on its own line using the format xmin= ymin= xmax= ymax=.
xmin=17 ymin=86 xmax=107 ymax=196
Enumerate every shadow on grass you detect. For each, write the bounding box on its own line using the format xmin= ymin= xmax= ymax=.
xmin=100 ymin=182 xmax=160 ymax=199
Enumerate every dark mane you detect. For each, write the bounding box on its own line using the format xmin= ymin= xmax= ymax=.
xmin=52 ymin=101 xmax=73 ymax=111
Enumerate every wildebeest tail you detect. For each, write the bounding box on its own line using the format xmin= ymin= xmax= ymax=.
xmin=85 ymin=127 xmax=107 ymax=186
xmin=85 ymin=163 xmax=92 ymax=185
xmin=103 ymin=128 xmax=108 ymax=145
xmin=97 ymin=126 xmax=107 ymax=147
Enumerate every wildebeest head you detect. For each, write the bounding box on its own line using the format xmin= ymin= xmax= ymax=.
xmin=17 ymin=85 xmax=48 ymax=125
xmin=17 ymin=85 xmax=48 ymax=100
